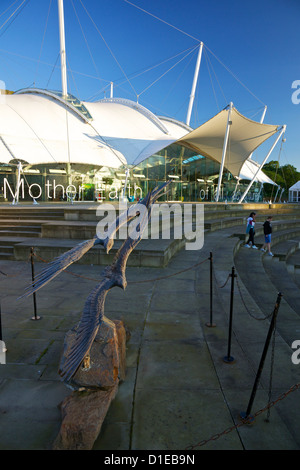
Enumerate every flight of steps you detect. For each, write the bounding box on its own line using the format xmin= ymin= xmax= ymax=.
xmin=1 ymin=203 xmax=300 ymax=266
xmin=0 ymin=208 xmax=65 ymax=261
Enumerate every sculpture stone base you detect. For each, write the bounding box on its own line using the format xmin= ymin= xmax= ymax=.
xmin=53 ymin=317 xmax=128 ymax=450
xmin=53 ymin=386 xmax=118 ymax=450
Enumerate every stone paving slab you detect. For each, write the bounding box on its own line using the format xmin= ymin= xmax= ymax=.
xmin=0 ymin=223 xmax=299 ymax=451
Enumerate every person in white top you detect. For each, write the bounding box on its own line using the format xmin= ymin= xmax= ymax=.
xmin=245 ymin=212 xmax=258 ymax=249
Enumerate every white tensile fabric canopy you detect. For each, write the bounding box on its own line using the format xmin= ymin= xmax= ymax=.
xmin=0 ymin=93 xmax=126 ymax=168
xmin=176 ymin=105 xmax=280 ymax=178
xmin=0 ymin=92 xmax=189 ymax=168
xmin=238 ymin=158 xmax=277 ymax=185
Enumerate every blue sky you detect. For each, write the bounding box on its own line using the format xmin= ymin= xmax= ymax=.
xmin=0 ymin=0 xmax=299 ymax=170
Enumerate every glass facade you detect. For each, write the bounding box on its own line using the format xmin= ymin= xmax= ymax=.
xmin=0 ymin=143 xmax=263 ymax=203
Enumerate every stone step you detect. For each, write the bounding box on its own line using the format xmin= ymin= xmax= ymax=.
xmin=0 ymin=252 xmax=14 ymax=260
xmin=0 ymin=225 xmax=41 ymax=232
xmin=0 ymin=245 xmax=14 ymax=253
xmin=0 ymin=220 xmax=44 ymax=226
xmin=13 ymin=237 xmax=187 ymax=268
xmin=0 ymin=214 xmax=65 ymax=221
xmin=0 ymin=230 xmax=41 ymax=238
xmin=269 ymin=239 xmax=300 ymax=261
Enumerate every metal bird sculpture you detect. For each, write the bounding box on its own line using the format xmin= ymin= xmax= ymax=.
xmin=21 ymin=181 xmax=170 ymax=382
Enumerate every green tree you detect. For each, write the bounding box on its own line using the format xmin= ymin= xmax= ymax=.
xmin=262 ymin=160 xmax=300 ymax=200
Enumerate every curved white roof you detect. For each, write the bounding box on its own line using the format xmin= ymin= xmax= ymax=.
xmin=0 ymin=91 xmax=189 ymax=169
xmin=0 ymin=91 xmax=126 ymax=168
xmin=83 ymin=98 xmax=190 ymax=166
xmin=0 ymin=90 xmax=282 ymax=183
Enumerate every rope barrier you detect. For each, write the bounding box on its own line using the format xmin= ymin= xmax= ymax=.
xmin=4 ymin=247 xmax=296 ymax=449
xmin=32 ymin=251 xmax=210 ymax=285
xmin=235 ymin=275 xmax=273 ymax=321
xmin=186 ymin=381 xmax=300 ymax=449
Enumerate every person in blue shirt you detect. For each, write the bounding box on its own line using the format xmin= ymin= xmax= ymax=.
xmin=245 ymin=212 xmax=258 ymax=249
xmin=261 ymin=216 xmax=273 ymax=256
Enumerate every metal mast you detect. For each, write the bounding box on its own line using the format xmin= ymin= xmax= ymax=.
xmin=58 ymin=0 xmax=68 ymax=97
xmin=215 ymin=102 xmax=233 ymax=202
xmin=186 ymin=42 xmax=203 ymax=126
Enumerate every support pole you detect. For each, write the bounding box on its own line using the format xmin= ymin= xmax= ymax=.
xmin=0 ymin=300 xmax=3 ymax=342
xmin=232 ymin=177 xmax=240 ymax=201
xmin=12 ymin=161 xmax=22 ymax=205
xmin=122 ymin=168 xmax=130 ymax=201
xmin=206 ymin=252 xmax=216 ymax=327
xmin=239 ymin=125 xmax=286 ymax=204
xmin=257 ymin=182 xmax=264 ymax=202
xmin=216 ymin=102 xmax=233 ymax=202
xmin=278 ymin=187 xmax=284 ymax=203
xmin=223 ymin=266 xmax=236 ymax=363
xmin=0 ymin=301 xmax=7 ymax=357
xmin=248 ymin=107 xmax=268 ymax=163
xmin=240 ymin=292 xmax=283 ymax=423
xmin=273 ymin=185 xmax=280 ymax=203
xmin=0 ymin=270 xmax=7 ymax=356
xmin=186 ymin=42 xmax=203 ymax=126
xmin=30 ymin=247 xmax=41 ymax=321
xmin=235 ymin=106 xmax=267 ymax=202
xmin=110 ymin=82 xmax=113 ymax=98
xmin=58 ymin=0 xmax=68 ymax=98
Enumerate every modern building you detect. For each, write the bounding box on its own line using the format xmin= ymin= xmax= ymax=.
xmin=0 ymin=1 xmax=286 ymax=205
xmin=0 ymin=87 xmax=285 ymax=204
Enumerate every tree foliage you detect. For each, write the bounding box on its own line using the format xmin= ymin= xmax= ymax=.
xmin=262 ymin=160 xmax=300 ymax=199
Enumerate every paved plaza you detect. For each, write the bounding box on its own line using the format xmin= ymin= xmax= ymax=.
xmin=0 ymin=216 xmax=300 ymax=450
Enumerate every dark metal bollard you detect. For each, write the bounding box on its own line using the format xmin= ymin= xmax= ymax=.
xmin=206 ymin=252 xmax=216 ymax=328
xmin=223 ymin=266 xmax=237 ymax=364
xmin=30 ymin=247 xmax=41 ymax=321
xmin=0 ymin=301 xmax=7 ymax=355
xmin=0 ymin=301 xmax=3 ymax=342
xmin=240 ymin=292 xmax=283 ymax=423
xmin=0 ymin=270 xmax=7 ymax=349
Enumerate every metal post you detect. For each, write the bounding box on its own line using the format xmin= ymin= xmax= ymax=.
xmin=0 ymin=271 xmax=7 ymax=353
xmin=30 ymin=247 xmax=41 ymax=321
xmin=216 ymin=102 xmax=233 ymax=202
xmin=206 ymin=252 xmax=216 ymax=327
xmin=278 ymin=187 xmax=284 ymax=203
xmin=122 ymin=168 xmax=130 ymax=201
xmin=240 ymin=292 xmax=283 ymax=423
xmin=12 ymin=161 xmax=22 ymax=205
xmin=273 ymin=185 xmax=280 ymax=203
xmin=223 ymin=266 xmax=236 ymax=363
xmin=0 ymin=300 xmax=3 ymax=342
xmin=186 ymin=42 xmax=203 ymax=126
xmin=0 ymin=301 xmax=7 ymax=355
xmin=239 ymin=125 xmax=286 ymax=204
xmin=58 ymin=0 xmax=68 ymax=98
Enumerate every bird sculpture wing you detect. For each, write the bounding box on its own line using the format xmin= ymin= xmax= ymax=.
xmin=19 ymin=195 xmax=146 ymax=299
xmin=19 ymin=237 xmax=98 ymax=299
xmin=58 ymin=181 xmax=170 ymax=382
xmin=58 ymin=275 xmax=113 ymax=382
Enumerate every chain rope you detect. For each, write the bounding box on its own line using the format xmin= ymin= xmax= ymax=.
xmin=235 ymin=274 xmax=274 ymax=321
xmin=4 ymin=249 xmax=298 ymax=449
xmin=31 ymin=251 xmax=209 ymax=284
xmin=186 ymin=382 xmax=300 ymax=449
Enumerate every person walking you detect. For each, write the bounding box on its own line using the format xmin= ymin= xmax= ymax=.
xmin=261 ymin=216 xmax=274 ymax=256
xmin=245 ymin=212 xmax=258 ymax=249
